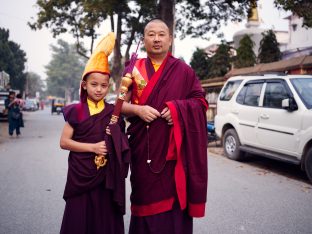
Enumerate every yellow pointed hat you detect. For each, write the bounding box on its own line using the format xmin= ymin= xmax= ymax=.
xmin=82 ymin=32 xmax=115 ymax=80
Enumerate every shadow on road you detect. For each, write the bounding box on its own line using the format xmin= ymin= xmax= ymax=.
xmin=208 ymin=142 xmax=310 ymax=185
xmin=243 ymin=155 xmax=309 ymax=184
xmin=0 ymin=120 xmax=8 ymax=143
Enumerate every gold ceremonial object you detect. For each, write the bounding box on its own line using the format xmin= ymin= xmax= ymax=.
xmin=95 ymin=72 xmax=134 ymax=168
xmin=109 ymin=114 xmax=119 ymax=124
xmin=94 ymin=155 xmax=108 ymax=170
xmin=95 ymin=43 xmax=138 ymax=169
xmin=109 ymin=72 xmax=133 ymax=125
xmin=119 ymin=73 xmax=133 ymax=100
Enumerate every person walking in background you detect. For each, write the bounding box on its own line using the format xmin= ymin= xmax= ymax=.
xmin=59 ymin=32 xmax=130 ymax=234
xmin=16 ymin=94 xmax=25 ymax=128
xmin=5 ymin=91 xmax=22 ymax=137
xmin=40 ymin=99 xmax=44 ymax=110
xmin=121 ymin=19 xmax=208 ymax=234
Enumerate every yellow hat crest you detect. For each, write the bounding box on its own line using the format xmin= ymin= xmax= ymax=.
xmin=82 ymin=32 xmax=115 ymax=80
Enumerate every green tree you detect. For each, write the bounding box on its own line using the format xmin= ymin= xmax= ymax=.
xmin=175 ymin=0 xmax=251 ymax=40
xmin=29 ymin=0 xmax=157 ymax=85
xmin=30 ymin=0 xmax=254 ymax=85
xmin=0 ymin=28 xmax=13 ymax=73
xmin=258 ymin=30 xmax=281 ymax=63
xmin=26 ymin=72 xmax=45 ymax=97
xmin=45 ymin=39 xmax=86 ymax=101
xmin=209 ymin=42 xmax=231 ymax=78
xmin=274 ymin=0 xmax=312 ymax=28
xmin=0 ymin=28 xmax=27 ymax=92
xmin=190 ymin=48 xmax=210 ymax=80
xmin=234 ymin=34 xmax=256 ymax=68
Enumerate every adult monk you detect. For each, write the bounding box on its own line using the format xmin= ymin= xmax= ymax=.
xmin=121 ymin=19 xmax=208 ymax=234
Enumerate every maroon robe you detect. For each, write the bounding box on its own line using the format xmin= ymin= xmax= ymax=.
xmin=60 ymin=102 xmax=130 ymax=234
xmin=127 ymin=54 xmax=208 ymax=221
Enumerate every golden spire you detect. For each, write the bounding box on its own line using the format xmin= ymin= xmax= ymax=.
xmin=248 ymin=0 xmax=259 ymax=22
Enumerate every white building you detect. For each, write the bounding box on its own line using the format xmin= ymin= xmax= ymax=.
xmin=206 ymin=5 xmax=312 ymax=61
xmin=0 ymin=71 xmax=10 ymax=90
xmin=232 ymin=5 xmax=288 ymax=56
xmin=282 ymin=14 xmax=312 ymax=59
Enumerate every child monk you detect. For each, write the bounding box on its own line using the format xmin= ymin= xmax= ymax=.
xmin=59 ymin=32 xmax=130 ymax=234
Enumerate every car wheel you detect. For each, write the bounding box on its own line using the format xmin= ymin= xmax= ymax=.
xmin=304 ymin=147 xmax=312 ymax=184
xmin=223 ymin=128 xmax=244 ymax=161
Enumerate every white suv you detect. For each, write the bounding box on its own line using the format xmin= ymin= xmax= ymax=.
xmin=215 ymin=74 xmax=312 ymax=183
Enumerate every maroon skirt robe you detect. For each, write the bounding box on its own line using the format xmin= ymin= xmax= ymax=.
xmin=60 ymin=102 xmax=130 ymax=234
xmin=127 ymin=55 xmax=208 ymax=233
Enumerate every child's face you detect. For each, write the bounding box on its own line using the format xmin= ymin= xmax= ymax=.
xmin=82 ymin=73 xmax=110 ymax=103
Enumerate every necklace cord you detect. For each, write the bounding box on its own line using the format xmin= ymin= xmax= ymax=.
xmin=146 ymin=124 xmax=167 ymax=174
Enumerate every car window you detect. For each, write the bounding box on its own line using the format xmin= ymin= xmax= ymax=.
xmin=237 ymin=82 xmax=263 ymax=106
xmin=219 ymin=80 xmax=242 ymax=101
xmin=291 ymin=78 xmax=312 ymax=109
xmin=0 ymin=95 xmax=8 ymax=101
xmin=236 ymin=86 xmax=246 ymax=104
xmin=263 ymin=82 xmax=289 ymax=108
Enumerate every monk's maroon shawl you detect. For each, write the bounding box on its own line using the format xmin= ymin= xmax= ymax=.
xmin=127 ymin=55 xmax=208 ymax=217
xmin=62 ymin=102 xmax=130 ymax=214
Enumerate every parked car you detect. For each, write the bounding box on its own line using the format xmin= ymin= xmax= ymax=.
xmin=215 ymin=74 xmax=312 ymax=183
xmin=0 ymin=90 xmax=9 ymax=119
xmin=23 ymin=99 xmax=39 ymax=111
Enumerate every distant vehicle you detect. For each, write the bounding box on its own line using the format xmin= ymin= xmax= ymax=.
xmin=215 ymin=74 xmax=312 ymax=183
xmin=23 ymin=99 xmax=39 ymax=111
xmin=51 ymin=98 xmax=65 ymax=115
xmin=0 ymin=90 xmax=9 ymax=119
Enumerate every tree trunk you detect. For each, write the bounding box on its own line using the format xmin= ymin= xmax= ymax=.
xmin=125 ymin=26 xmax=137 ymax=61
xmin=158 ymin=0 xmax=175 ymax=53
xmin=110 ymin=14 xmax=115 ymax=32
xmin=125 ymin=13 xmax=143 ymax=61
xmin=111 ymin=12 xmax=123 ymax=90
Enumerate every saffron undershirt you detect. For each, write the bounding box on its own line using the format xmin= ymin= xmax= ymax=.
xmin=87 ymin=98 xmax=105 ymax=116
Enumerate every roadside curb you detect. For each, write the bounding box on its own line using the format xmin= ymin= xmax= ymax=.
xmin=208 ymin=141 xmax=224 ymax=156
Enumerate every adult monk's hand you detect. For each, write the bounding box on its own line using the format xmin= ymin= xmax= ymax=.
xmin=137 ymin=105 xmax=160 ymax=123
xmin=161 ymin=107 xmax=173 ymax=125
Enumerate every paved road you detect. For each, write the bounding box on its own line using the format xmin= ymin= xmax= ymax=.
xmin=0 ymin=109 xmax=311 ymax=234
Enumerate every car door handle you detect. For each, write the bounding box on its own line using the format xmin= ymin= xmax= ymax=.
xmin=260 ymin=114 xmax=269 ymax=119
xmin=231 ymin=110 xmax=239 ymax=115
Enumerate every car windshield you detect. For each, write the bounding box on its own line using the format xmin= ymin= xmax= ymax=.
xmin=55 ymin=99 xmax=64 ymax=105
xmin=26 ymin=100 xmax=35 ymax=105
xmin=291 ymin=78 xmax=312 ymax=109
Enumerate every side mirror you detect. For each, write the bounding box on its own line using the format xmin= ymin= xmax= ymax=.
xmin=282 ymin=97 xmax=298 ymax=112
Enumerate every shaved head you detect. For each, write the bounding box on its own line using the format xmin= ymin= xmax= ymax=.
xmin=142 ymin=18 xmax=172 ymax=61
xmin=144 ymin=19 xmax=171 ymax=35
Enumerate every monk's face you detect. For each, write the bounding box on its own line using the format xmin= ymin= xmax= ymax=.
xmin=82 ymin=73 xmax=110 ymax=103
xmin=143 ymin=21 xmax=172 ymax=58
